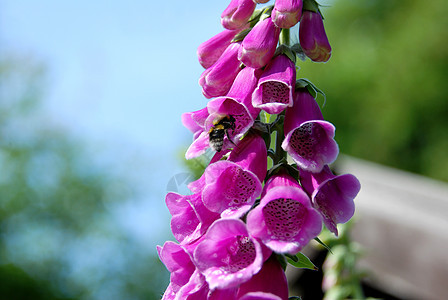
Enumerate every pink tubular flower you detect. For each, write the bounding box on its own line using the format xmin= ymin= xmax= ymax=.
xmin=282 ymin=88 xmax=339 ymax=173
xmin=221 ymin=0 xmax=256 ymax=30
xmin=299 ymin=10 xmax=332 ymax=62
xmin=159 ymin=240 xmax=239 ymax=299
xmin=157 ymin=241 xmax=201 ymax=299
xmin=202 ymin=161 xmax=262 ymax=219
xmin=199 ymin=42 xmax=242 ymax=99
xmin=238 ymin=17 xmax=280 ymax=69
xmin=186 ymin=67 xmax=260 ymax=159
xmin=237 ymin=256 xmax=289 ymax=300
xmin=247 ymin=170 xmax=322 ymax=254
xmin=272 ymin=0 xmax=303 ymax=29
xmin=193 ymin=218 xmax=271 ymax=290
xmin=202 ymin=134 xmax=266 ymax=218
xmin=252 ymin=54 xmax=296 ymax=114
xmin=228 ymin=132 xmax=267 ymax=182
xmin=166 ymin=192 xmax=220 ymax=244
xmin=198 ymin=28 xmax=245 ymax=69
xmin=300 ymin=165 xmax=361 ymax=236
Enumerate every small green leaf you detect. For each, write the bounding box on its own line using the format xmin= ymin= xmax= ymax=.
xmin=303 ymin=0 xmax=320 ymax=13
xmin=286 ymin=252 xmax=318 ymax=270
xmin=248 ymin=8 xmax=264 ymax=25
xmin=314 ymin=237 xmax=333 ymax=254
xmin=274 ymin=45 xmax=296 ymax=64
xmin=260 ymin=5 xmax=274 ymax=21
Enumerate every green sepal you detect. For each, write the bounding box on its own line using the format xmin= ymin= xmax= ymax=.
xmin=274 ymin=44 xmax=296 ymax=65
xmin=259 ymin=5 xmax=274 ymax=21
xmin=289 ymin=297 xmax=302 ymax=300
xmin=302 ymin=0 xmax=323 ymax=17
xmin=286 ymin=252 xmax=318 ymax=270
xmin=251 ymin=120 xmax=270 ymax=135
xmin=291 ymin=43 xmax=307 ymax=62
xmin=268 ymin=162 xmax=299 ymax=181
xmin=266 ymin=161 xmax=287 ymax=181
xmin=232 ymin=28 xmax=251 ymax=43
xmin=314 ymin=236 xmax=333 ymax=254
xmin=295 ymin=78 xmax=327 ymax=106
xmin=248 ymin=8 xmax=265 ymax=27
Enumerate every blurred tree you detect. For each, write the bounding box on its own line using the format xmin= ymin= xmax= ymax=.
xmin=299 ymin=0 xmax=448 ymax=181
xmin=0 ymin=56 xmax=168 ymax=299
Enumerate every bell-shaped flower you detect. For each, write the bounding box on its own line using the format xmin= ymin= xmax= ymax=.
xmin=199 ymin=42 xmax=242 ymax=99
xmin=252 ymin=54 xmax=296 ymax=114
xmin=159 ymin=239 xmax=221 ymax=300
xmin=238 ymin=17 xmax=281 ymax=69
xmin=157 ymin=241 xmax=199 ymax=299
xmin=282 ymin=88 xmax=338 ymax=173
xmin=193 ymin=218 xmax=271 ymax=290
xmin=228 ymin=132 xmax=267 ymax=182
xmin=186 ymin=67 xmax=260 ymax=159
xmin=236 ymin=255 xmax=289 ymax=300
xmin=300 ymin=165 xmax=361 ymax=236
xmin=247 ymin=170 xmax=322 ymax=254
xmin=202 ymin=134 xmax=266 ymax=218
xmin=272 ymin=0 xmax=303 ymax=29
xmin=221 ymin=0 xmax=256 ymax=30
xmin=299 ymin=10 xmax=331 ymax=62
xmin=166 ymin=192 xmax=220 ymax=244
xmin=198 ymin=28 xmax=247 ymax=69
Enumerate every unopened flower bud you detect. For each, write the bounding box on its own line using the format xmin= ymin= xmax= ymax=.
xmin=239 ymin=17 xmax=280 ymax=69
xmin=199 ymin=42 xmax=242 ymax=98
xmin=221 ymin=0 xmax=256 ymax=30
xmin=197 ymin=28 xmax=244 ymax=69
xmin=272 ymin=0 xmax=303 ymax=29
xmin=299 ymin=10 xmax=331 ymax=62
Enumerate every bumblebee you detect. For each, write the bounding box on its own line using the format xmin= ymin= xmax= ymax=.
xmin=208 ymin=115 xmax=236 ymax=152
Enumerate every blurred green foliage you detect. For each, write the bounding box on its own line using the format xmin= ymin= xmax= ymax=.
xmin=299 ymin=0 xmax=448 ymax=181
xmin=0 ymin=57 xmax=167 ymax=299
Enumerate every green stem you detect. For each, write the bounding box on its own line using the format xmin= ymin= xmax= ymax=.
xmin=352 ymin=278 xmax=365 ymax=300
xmin=279 ymin=28 xmax=290 ymax=46
xmin=269 ymin=113 xmax=286 ymax=165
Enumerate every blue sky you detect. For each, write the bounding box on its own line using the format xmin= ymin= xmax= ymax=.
xmin=0 ymin=0 xmax=224 ymax=149
xmin=0 ymin=0 xmax=229 ymax=247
